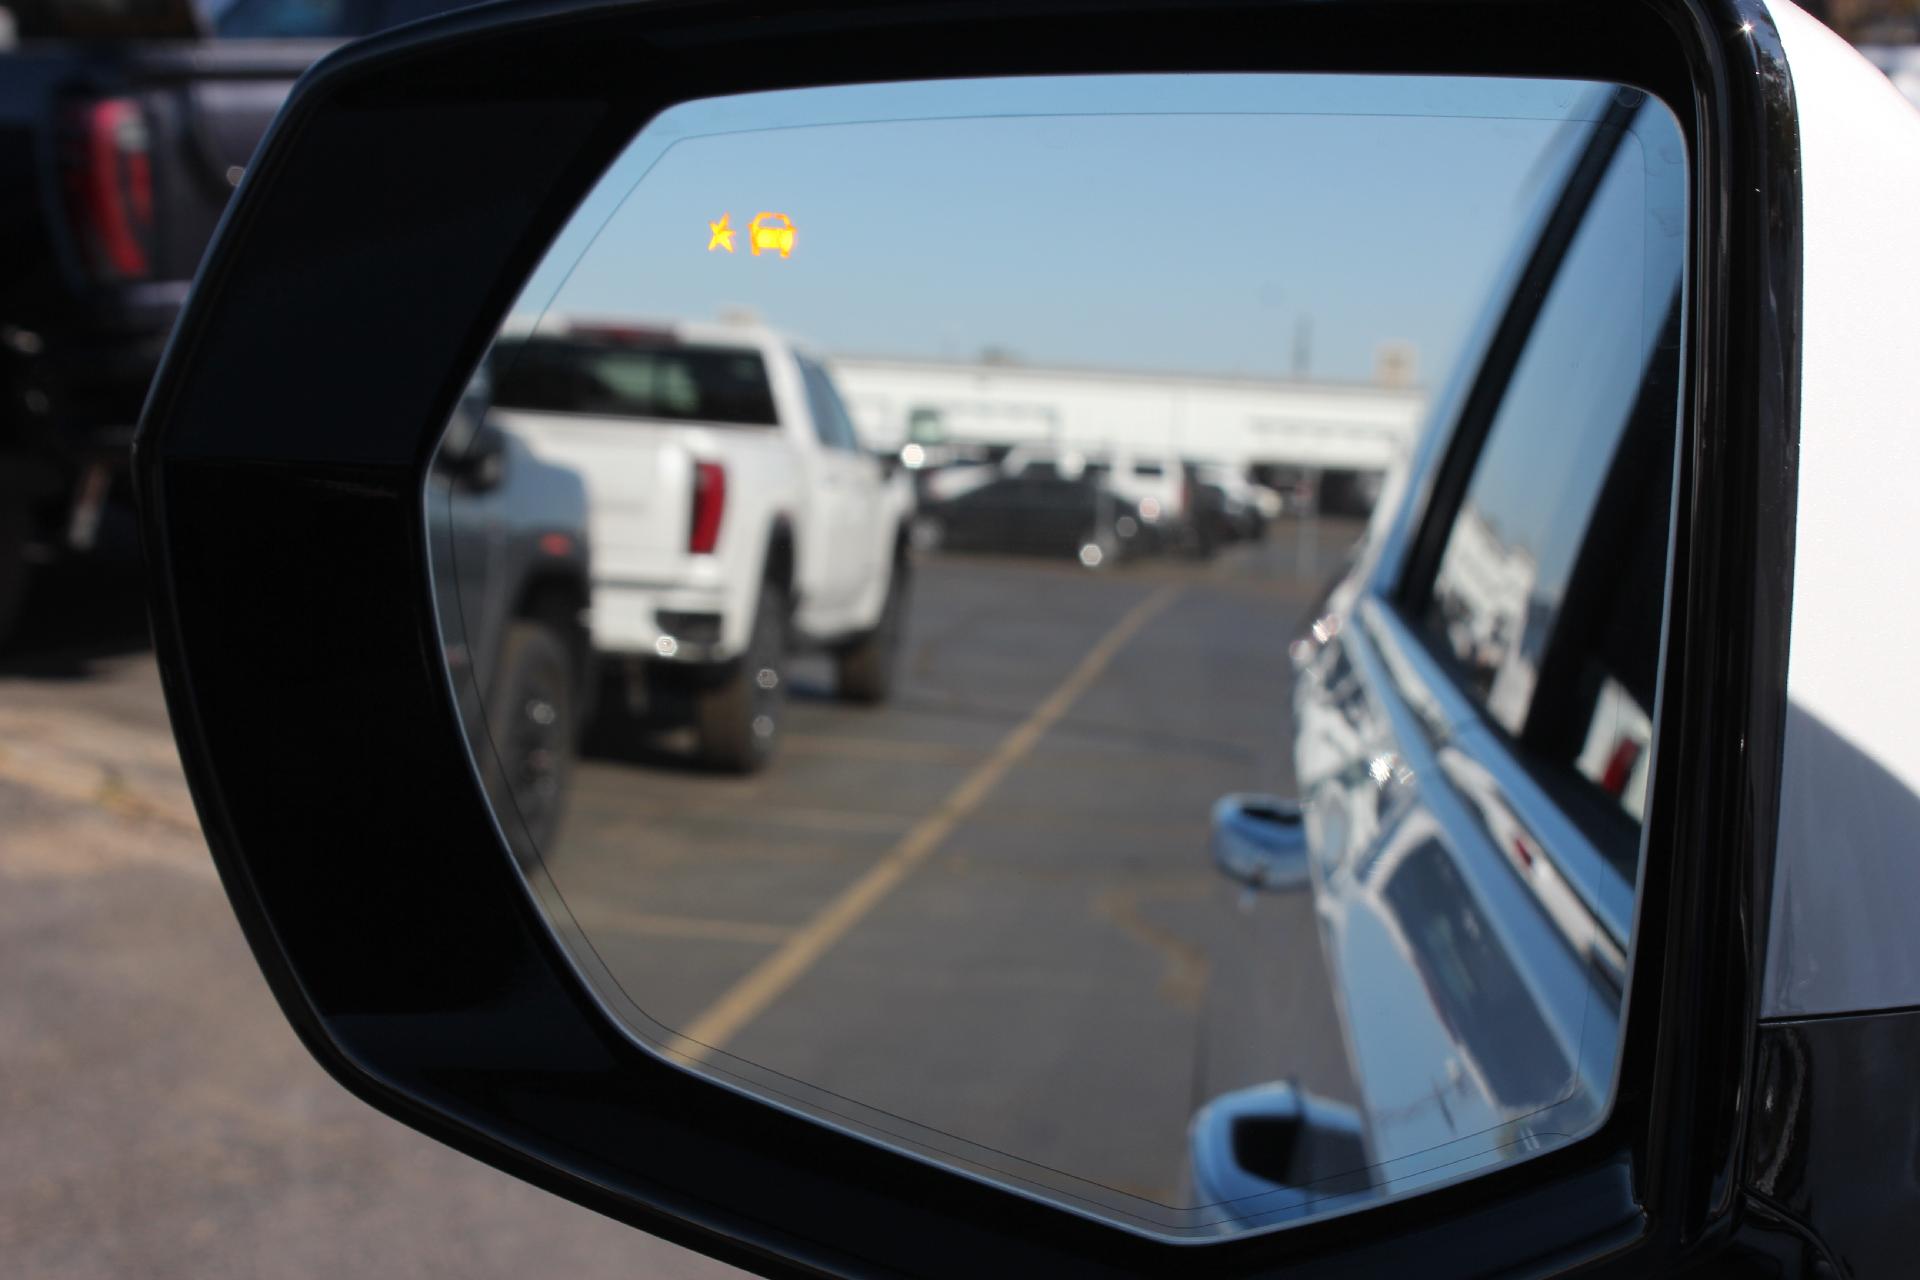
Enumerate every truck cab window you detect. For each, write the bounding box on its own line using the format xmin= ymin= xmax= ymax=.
xmin=798 ymin=358 xmax=863 ymax=451
xmin=493 ymin=337 xmax=778 ymax=426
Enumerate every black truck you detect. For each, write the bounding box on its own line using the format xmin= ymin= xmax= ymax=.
xmin=0 ymin=0 xmax=471 ymax=643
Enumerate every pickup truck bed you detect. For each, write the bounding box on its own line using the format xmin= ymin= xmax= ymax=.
xmin=490 ymin=317 xmax=916 ymax=771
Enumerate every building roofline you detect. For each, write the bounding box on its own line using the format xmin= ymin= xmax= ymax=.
xmin=825 ymin=351 xmax=1426 ymax=397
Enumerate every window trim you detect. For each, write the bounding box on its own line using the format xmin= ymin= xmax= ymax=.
xmin=131 ymin=0 xmax=1800 ymax=1269
xmin=1361 ymin=595 xmax=1638 ymax=950
xmin=1386 ymin=96 xmax=1687 ymax=893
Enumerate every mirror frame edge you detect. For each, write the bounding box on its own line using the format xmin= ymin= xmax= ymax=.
xmin=129 ymin=0 xmax=1800 ymax=1275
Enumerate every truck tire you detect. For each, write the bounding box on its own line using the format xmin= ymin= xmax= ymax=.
xmin=835 ymin=552 xmax=909 ymax=704
xmin=695 ymin=579 xmax=787 ymax=772
xmin=484 ymin=621 xmax=577 ymax=853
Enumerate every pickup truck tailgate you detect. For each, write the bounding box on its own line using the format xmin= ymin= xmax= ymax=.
xmin=0 ymin=38 xmax=329 ymax=323
xmin=493 ymin=410 xmax=698 ymax=583
xmin=123 ymin=41 xmax=328 ymax=286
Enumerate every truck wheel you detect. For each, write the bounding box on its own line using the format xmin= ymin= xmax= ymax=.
xmin=835 ymin=552 xmax=909 ymax=704
xmin=484 ymin=621 xmax=576 ymax=853
xmin=695 ymin=580 xmax=787 ymax=772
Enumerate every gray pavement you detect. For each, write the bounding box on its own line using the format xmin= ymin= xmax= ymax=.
xmin=539 ymin=523 xmax=1364 ymax=1216
xmin=0 ymin=565 xmax=736 ymax=1280
xmin=0 ymin=517 xmax=1362 ymax=1272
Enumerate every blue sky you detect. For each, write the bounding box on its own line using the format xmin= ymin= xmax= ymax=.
xmin=513 ymin=76 xmax=1617 ymax=385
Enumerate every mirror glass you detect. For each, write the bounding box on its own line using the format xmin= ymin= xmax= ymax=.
xmin=426 ymin=74 xmax=1686 ymax=1239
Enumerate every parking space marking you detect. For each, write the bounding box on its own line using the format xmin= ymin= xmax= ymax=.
xmin=660 ymin=582 xmax=1184 ymax=1065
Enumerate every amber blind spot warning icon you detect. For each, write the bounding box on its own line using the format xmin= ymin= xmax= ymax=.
xmin=705 ymin=212 xmax=797 ymax=258
xmin=749 ymin=212 xmax=796 ymax=258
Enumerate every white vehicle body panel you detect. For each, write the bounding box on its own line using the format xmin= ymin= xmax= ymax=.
xmin=496 ymin=319 xmax=909 ymax=664
xmin=1765 ymin=3 xmax=1920 ymax=1016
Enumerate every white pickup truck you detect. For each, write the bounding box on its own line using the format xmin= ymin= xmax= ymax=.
xmin=487 ymin=316 xmax=915 ymax=771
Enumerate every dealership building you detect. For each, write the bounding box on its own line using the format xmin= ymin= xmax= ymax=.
xmin=828 ymin=353 xmax=1428 ymax=503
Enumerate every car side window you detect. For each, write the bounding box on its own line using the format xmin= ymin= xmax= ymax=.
xmin=798 ymin=357 xmax=863 ymax=452
xmin=1413 ymin=119 xmax=1685 ymax=875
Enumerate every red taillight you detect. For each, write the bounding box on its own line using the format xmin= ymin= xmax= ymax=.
xmin=1599 ymin=737 xmax=1642 ymax=798
xmin=689 ymin=460 xmax=726 ymax=554
xmin=63 ymin=98 xmax=154 ymax=281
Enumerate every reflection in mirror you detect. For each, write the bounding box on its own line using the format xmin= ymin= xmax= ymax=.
xmin=425 ymin=75 xmax=1686 ymax=1239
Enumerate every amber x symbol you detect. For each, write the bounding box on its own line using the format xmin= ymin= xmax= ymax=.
xmin=707 ymin=213 xmax=735 ymax=253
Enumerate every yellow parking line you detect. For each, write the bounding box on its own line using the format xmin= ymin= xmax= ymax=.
xmin=0 ymin=741 xmax=200 ymax=833
xmin=660 ymin=582 xmax=1183 ymax=1066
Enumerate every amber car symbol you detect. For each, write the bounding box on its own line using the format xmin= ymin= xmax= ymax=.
xmin=749 ymin=212 xmax=796 ymax=259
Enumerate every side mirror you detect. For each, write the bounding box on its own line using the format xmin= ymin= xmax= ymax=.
xmin=129 ymin=0 xmax=1811 ymax=1271
xmin=1211 ymin=794 xmax=1309 ymax=892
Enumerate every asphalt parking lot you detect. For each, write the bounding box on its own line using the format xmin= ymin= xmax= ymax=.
xmin=1 ymin=516 xmax=1361 ymax=1273
xmin=539 ymin=519 xmax=1366 ymax=1211
xmin=0 ymin=560 xmax=733 ymax=1280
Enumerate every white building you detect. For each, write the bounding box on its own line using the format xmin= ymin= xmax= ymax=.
xmin=826 ymin=354 xmax=1426 ymax=478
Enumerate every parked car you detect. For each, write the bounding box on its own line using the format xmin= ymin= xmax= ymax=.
xmin=1181 ymin=461 xmax=1244 ymax=558
xmin=1189 ymin=460 xmax=1268 ymax=543
xmin=1100 ymin=448 xmax=1189 ymax=533
xmin=914 ymin=451 xmax=1158 ymax=566
xmin=487 ymin=316 xmax=914 ymax=770
xmin=428 ymin=370 xmax=592 ymax=855
xmin=0 ymin=0 xmax=480 ymax=644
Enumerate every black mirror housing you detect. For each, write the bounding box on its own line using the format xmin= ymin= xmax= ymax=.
xmin=132 ymin=1 xmax=1804 ymax=1275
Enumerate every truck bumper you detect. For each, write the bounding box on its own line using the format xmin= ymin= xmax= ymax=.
xmin=589 ymin=579 xmax=745 ymax=665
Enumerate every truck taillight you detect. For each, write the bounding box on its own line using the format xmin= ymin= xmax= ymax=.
xmin=62 ymin=98 xmax=154 ymax=282
xmin=689 ymin=460 xmax=726 ymax=554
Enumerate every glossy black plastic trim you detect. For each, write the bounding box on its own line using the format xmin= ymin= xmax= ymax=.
xmin=1744 ymin=1008 xmax=1920 ymax=1276
xmin=132 ymin=0 xmax=1803 ymax=1275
